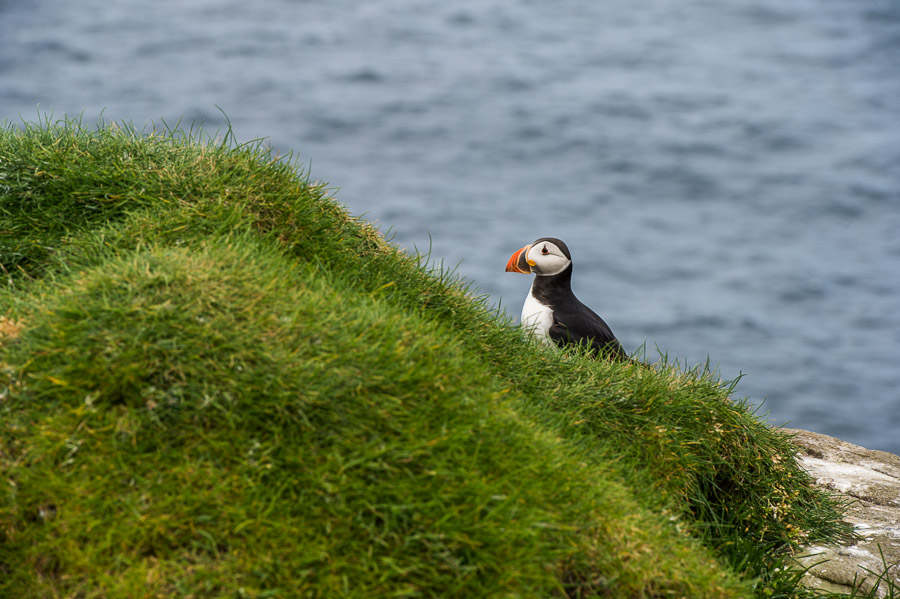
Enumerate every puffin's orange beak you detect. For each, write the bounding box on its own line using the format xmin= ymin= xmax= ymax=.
xmin=505 ymin=244 xmax=533 ymax=274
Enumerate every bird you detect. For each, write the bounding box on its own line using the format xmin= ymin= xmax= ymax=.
xmin=505 ymin=237 xmax=626 ymax=359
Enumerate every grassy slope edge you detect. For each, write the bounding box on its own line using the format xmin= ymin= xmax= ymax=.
xmin=0 ymin=120 xmax=852 ymax=598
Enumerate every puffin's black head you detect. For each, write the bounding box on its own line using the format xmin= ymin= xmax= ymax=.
xmin=505 ymin=237 xmax=572 ymax=276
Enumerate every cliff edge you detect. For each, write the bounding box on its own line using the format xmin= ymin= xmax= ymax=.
xmin=0 ymin=119 xmax=879 ymax=598
xmin=786 ymin=429 xmax=900 ymax=596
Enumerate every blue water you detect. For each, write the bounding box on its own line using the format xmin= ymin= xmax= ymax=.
xmin=2 ymin=0 xmax=898 ymax=453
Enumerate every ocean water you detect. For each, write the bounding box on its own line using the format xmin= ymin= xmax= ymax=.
xmin=2 ymin=0 xmax=898 ymax=453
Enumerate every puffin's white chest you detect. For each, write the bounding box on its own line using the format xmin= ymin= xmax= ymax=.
xmin=521 ymin=288 xmax=554 ymax=344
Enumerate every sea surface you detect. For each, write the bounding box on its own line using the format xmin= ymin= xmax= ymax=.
xmin=2 ymin=0 xmax=898 ymax=452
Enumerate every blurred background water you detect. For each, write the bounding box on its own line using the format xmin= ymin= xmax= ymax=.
xmin=2 ymin=0 xmax=898 ymax=452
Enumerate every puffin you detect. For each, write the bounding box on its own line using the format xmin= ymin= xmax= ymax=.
xmin=505 ymin=237 xmax=626 ymax=359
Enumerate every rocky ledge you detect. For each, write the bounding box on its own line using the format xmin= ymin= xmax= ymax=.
xmin=784 ymin=429 xmax=900 ymax=597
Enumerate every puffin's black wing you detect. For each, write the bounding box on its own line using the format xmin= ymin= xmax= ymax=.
xmin=548 ymin=304 xmax=626 ymax=359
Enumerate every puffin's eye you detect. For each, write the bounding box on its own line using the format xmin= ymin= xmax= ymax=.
xmin=541 ymin=246 xmax=549 ymax=255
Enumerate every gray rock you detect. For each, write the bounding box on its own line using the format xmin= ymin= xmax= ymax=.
xmin=783 ymin=428 xmax=900 ymax=597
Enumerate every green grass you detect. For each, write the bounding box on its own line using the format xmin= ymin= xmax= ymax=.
xmin=0 ymin=117 xmax=863 ymax=598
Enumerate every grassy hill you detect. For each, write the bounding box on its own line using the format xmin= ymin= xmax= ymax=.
xmin=0 ymin=119 xmax=855 ymax=598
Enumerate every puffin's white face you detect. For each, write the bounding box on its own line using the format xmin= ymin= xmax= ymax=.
xmin=506 ymin=238 xmax=572 ymax=277
xmin=526 ymin=240 xmax=570 ymax=276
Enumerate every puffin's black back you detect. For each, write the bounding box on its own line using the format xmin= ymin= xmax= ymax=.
xmin=530 ymin=249 xmax=626 ymax=358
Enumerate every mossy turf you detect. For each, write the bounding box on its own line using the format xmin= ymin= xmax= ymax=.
xmin=0 ymin=120 xmax=855 ymax=598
